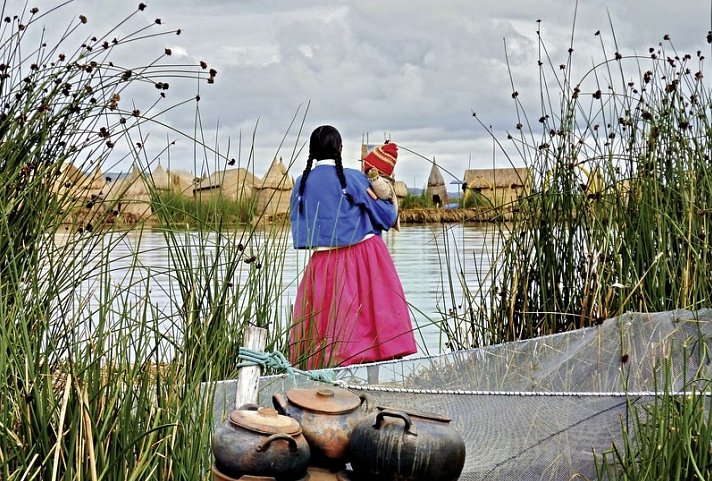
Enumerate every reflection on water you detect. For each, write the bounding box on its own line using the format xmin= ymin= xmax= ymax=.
xmin=384 ymin=224 xmax=498 ymax=352
xmin=56 ymin=224 xmax=499 ymax=355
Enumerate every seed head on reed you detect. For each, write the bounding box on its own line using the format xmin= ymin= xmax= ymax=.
xmin=0 ymin=2 xmax=229 ymax=477
xmin=457 ymin=14 xmax=712 ymax=350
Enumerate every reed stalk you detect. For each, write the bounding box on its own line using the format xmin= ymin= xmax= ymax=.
xmin=0 ymin=2 xmax=273 ymax=479
xmin=447 ymin=16 xmax=712 ymax=350
xmin=594 ymin=351 xmax=712 ymax=480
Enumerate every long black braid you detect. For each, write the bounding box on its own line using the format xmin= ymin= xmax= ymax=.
xmin=297 ymin=125 xmax=349 ymax=210
xmin=297 ymin=156 xmax=314 ymax=200
xmin=333 ymin=150 xmax=348 ymax=192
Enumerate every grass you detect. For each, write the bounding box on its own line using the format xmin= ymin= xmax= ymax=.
xmin=152 ymin=190 xmax=256 ymax=227
xmin=0 ymin=3 xmax=296 ymax=479
xmin=432 ymin=5 xmax=712 ymax=480
xmin=440 ymin=11 xmax=712 ymax=350
xmin=594 ymin=353 xmax=712 ymax=481
xmin=4 ymin=0 xmax=712 ymax=479
xmin=399 ymin=190 xmax=437 ymax=209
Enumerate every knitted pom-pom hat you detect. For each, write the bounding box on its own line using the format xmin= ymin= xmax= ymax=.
xmin=363 ymin=142 xmax=398 ymax=177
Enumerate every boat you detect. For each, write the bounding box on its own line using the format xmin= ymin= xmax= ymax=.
xmin=212 ymin=309 xmax=712 ymax=481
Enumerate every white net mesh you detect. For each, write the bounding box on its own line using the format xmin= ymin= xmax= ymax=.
xmin=213 ymin=309 xmax=712 ymax=480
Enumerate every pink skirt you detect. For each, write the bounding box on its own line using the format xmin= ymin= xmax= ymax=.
xmin=289 ymin=235 xmax=417 ymax=370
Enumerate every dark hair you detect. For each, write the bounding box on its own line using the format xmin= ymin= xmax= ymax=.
xmin=297 ymin=125 xmax=348 ymax=206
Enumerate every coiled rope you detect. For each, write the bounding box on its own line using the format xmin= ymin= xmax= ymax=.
xmin=236 ymin=347 xmax=337 ymax=384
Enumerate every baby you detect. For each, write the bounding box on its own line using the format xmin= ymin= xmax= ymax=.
xmin=362 ymin=141 xmax=400 ymax=230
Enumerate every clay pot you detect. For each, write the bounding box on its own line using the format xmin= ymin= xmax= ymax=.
xmin=211 ymin=405 xmax=311 ymax=480
xmin=348 ymin=408 xmax=466 ymax=481
xmin=273 ymin=387 xmax=370 ymax=470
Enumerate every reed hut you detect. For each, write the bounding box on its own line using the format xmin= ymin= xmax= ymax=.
xmin=167 ymin=168 xmax=197 ymax=196
xmin=52 ymin=163 xmax=92 ymax=200
xmin=193 ymin=168 xmax=258 ymax=202
xmin=51 ymin=163 xmax=108 ymax=222
xmin=104 ymin=165 xmax=153 ymax=222
xmin=463 ymin=167 xmax=531 ymax=209
xmin=254 ymin=157 xmax=293 ymax=218
xmin=87 ymin=164 xmax=106 ymax=196
xmin=149 ymin=162 xmax=172 ymax=192
xmin=426 ymin=162 xmax=448 ymax=207
xmin=77 ymin=164 xmax=110 ymax=223
xmin=394 ymin=180 xmax=408 ymax=199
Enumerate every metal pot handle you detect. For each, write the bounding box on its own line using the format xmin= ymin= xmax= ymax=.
xmin=358 ymin=393 xmax=371 ymax=412
xmin=256 ymin=433 xmax=298 ymax=452
xmin=374 ymin=410 xmax=417 ymax=436
xmin=272 ymin=393 xmax=289 ymax=415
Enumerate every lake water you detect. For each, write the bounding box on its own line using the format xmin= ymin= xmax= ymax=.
xmin=56 ymin=223 xmax=499 ymax=355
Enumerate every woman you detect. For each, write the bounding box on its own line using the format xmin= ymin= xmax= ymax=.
xmin=289 ymin=125 xmax=417 ymax=370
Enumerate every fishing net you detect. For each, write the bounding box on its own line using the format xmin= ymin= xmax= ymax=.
xmin=213 ymin=309 xmax=712 ymax=481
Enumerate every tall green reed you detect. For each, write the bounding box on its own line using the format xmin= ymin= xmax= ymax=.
xmin=0 ymin=2 xmax=252 ymax=479
xmin=449 ymin=16 xmax=712 ymax=349
xmin=153 ymin=190 xmax=255 ymax=227
xmin=595 ymin=351 xmax=712 ymax=481
xmin=149 ymin=104 xmax=308 ymax=372
xmin=399 ymin=191 xmax=436 ymax=209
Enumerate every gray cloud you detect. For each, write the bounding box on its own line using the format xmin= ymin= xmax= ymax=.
xmin=12 ymin=0 xmax=712 ymax=186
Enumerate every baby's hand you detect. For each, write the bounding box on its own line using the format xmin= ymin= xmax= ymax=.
xmin=366 ymin=168 xmax=399 ymax=230
xmin=369 ymin=175 xmax=394 ymax=202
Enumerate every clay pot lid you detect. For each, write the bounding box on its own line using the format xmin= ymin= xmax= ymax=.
xmin=287 ymin=387 xmax=361 ymax=414
xmin=229 ymin=406 xmax=302 ymax=435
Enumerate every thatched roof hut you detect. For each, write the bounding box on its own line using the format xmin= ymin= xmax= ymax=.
xmin=426 ymin=162 xmax=448 ymax=207
xmin=50 ymin=163 xmax=100 ymax=225
xmin=254 ymin=157 xmax=293 ymax=219
xmin=54 ymin=161 xmax=105 ymax=201
xmin=104 ymin=165 xmax=153 ymax=222
xmin=72 ymin=164 xmax=110 ymax=224
xmin=394 ymin=180 xmax=408 ymax=199
xmin=463 ymin=167 xmax=531 ymax=209
xmin=146 ymin=163 xmax=195 ymax=196
xmin=193 ymin=168 xmax=258 ymax=202
xmin=463 ymin=167 xmax=529 ymax=189
xmin=87 ymin=165 xmax=106 ymax=195
xmin=52 ymin=163 xmax=92 ymax=198
xmin=149 ymin=162 xmax=172 ymax=191
xmin=167 ymin=168 xmax=196 ymax=196
xmin=258 ymin=157 xmax=292 ymax=189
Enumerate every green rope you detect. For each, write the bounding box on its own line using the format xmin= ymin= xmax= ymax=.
xmin=236 ymin=348 xmax=335 ymax=383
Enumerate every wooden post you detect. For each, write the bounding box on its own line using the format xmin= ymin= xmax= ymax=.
xmin=234 ymin=326 xmax=268 ymax=409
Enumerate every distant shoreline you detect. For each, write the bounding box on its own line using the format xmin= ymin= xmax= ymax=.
xmin=399 ymin=207 xmax=506 ymax=224
xmin=260 ymin=208 xmax=502 ymax=226
xmin=58 ymin=207 xmax=503 ymax=232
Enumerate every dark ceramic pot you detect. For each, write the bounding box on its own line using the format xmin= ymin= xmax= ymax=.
xmin=211 ymin=405 xmax=311 ymax=480
xmin=348 ymin=408 xmax=466 ymax=481
xmin=273 ymin=387 xmax=370 ymax=471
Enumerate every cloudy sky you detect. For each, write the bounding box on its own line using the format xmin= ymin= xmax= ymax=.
xmin=16 ymin=0 xmax=712 ymax=188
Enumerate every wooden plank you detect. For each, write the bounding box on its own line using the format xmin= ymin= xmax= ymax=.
xmin=234 ymin=326 xmax=268 ymax=409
